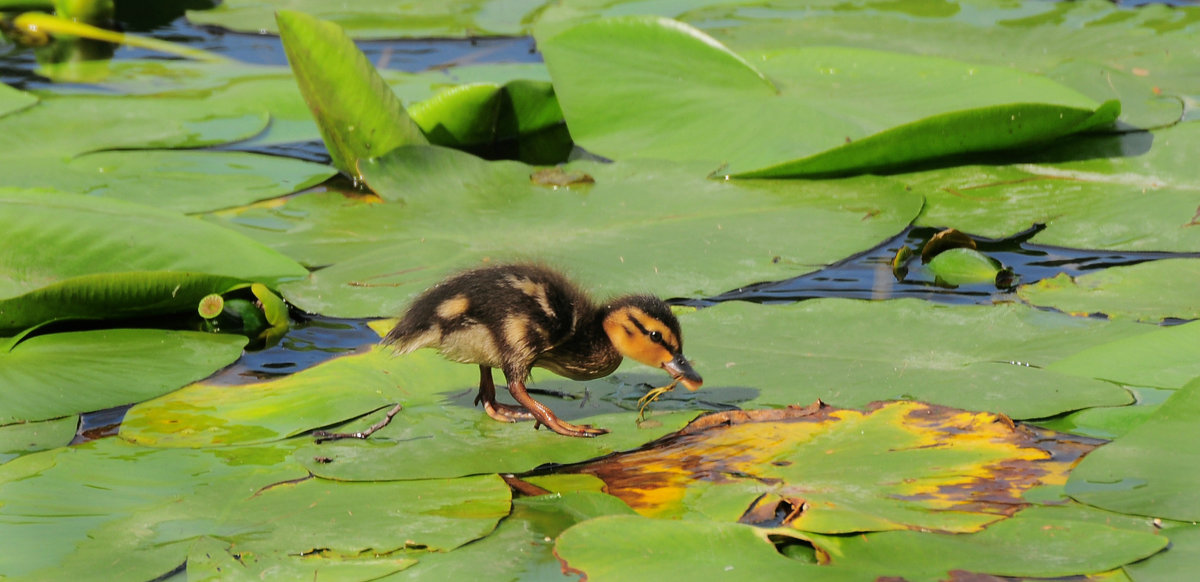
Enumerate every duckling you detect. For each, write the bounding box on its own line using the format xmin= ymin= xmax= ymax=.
xmin=384 ymin=263 xmax=702 ymax=438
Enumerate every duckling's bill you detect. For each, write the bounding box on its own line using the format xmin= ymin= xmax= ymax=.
xmin=663 ymin=353 xmax=703 ymax=391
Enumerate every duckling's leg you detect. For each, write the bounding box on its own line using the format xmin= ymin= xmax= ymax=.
xmin=475 ymin=365 xmax=536 ymax=422
xmin=503 ymin=372 xmax=609 ymax=438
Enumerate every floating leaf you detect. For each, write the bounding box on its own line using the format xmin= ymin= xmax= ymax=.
xmin=1019 ymin=259 xmax=1200 ymax=323
xmin=0 ymin=83 xmax=37 ymax=119
xmin=120 ymin=348 xmax=441 ymax=447
xmin=186 ymin=536 xmax=415 ymax=582
xmin=188 ymin=0 xmax=546 ymax=38
xmin=0 ymin=192 xmax=308 ymax=331
xmin=911 ymin=123 xmax=1200 ymax=253
xmin=276 ymin=10 xmax=428 ymax=182
xmin=926 ymin=247 xmax=1002 ymax=287
xmin=299 ymin=402 xmax=697 ymax=481
xmin=0 ymin=329 xmax=246 ymax=424
xmin=0 ymin=416 xmax=76 ymax=463
xmin=683 ymin=299 xmax=1138 ymax=419
xmin=569 ymin=402 xmax=1092 ymax=534
xmin=1068 ymin=377 xmax=1200 ymax=521
xmin=537 ymin=16 xmax=1117 ymax=176
xmin=1124 ymin=525 xmax=1200 ymax=582
xmin=808 ymin=506 xmax=1167 ymax=579
xmin=1048 ymin=320 xmax=1200 ymax=390
xmin=239 ymin=147 xmax=920 ymax=317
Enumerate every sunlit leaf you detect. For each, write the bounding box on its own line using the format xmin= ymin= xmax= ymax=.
xmin=0 ymin=329 xmax=246 ymax=424
xmin=276 ymin=10 xmax=428 ymax=182
xmin=1019 ymin=259 xmax=1200 ymax=323
xmin=926 ymin=247 xmax=1002 ymax=287
xmin=0 ymin=416 xmax=76 ymax=463
xmin=1124 ymin=525 xmax=1200 ymax=582
xmin=683 ymin=299 xmax=1138 ymax=419
xmin=1048 ymin=319 xmax=1200 ymax=390
xmin=188 ymin=0 xmax=547 ymax=38
xmin=910 ymin=123 xmax=1200 ymax=253
xmin=187 ymin=536 xmax=416 ymax=582
xmin=0 ymin=83 xmax=37 ymax=119
xmin=809 ymin=505 xmax=1167 ymax=579
xmin=0 ymin=192 xmax=308 ymax=331
xmin=299 ymin=402 xmax=697 ymax=481
xmin=227 ymin=147 xmax=919 ymax=317
xmin=569 ymin=402 xmax=1092 ymax=533
xmin=1068 ymin=377 xmax=1200 ymax=521
xmin=537 ymin=16 xmax=1117 ymax=176
xmin=120 ymin=348 xmax=456 ymax=447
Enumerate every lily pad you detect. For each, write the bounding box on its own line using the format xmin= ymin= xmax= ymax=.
xmin=537 ymin=16 xmax=1117 ymax=176
xmin=0 ymin=438 xmax=309 ymax=579
xmin=277 ymin=10 xmax=428 ymax=182
xmin=1018 ymin=259 xmax=1200 ymax=323
xmin=188 ymin=0 xmax=547 ymax=38
xmin=0 ymin=83 xmax=37 ymax=119
xmin=570 ymin=402 xmax=1091 ymax=534
xmin=809 ymin=506 xmax=1167 ymax=579
xmin=0 ymin=329 xmax=247 ymax=424
xmin=299 ymin=403 xmax=698 ymax=481
xmin=1048 ymin=320 xmax=1200 ymax=390
xmin=683 ymin=299 xmax=1139 ymax=419
xmin=120 ymin=348 xmax=470 ymax=447
xmin=0 ymin=416 xmax=76 ymax=463
xmin=187 ymin=536 xmax=416 ymax=582
xmin=926 ymin=247 xmax=1002 ymax=287
xmin=555 ymin=516 xmax=848 ymax=581
xmin=911 ymin=123 xmax=1200 ymax=253
xmin=1124 ymin=525 xmax=1200 ymax=582
xmin=1067 ymin=377 xmax=1200 ymax=521
xmin=233 ymin=147 xmax=920 ymax=317
xmin=0 ymin=192 xmax=308 ymax=331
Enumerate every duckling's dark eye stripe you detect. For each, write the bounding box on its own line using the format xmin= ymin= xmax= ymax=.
xmin=627 ymin=315 xmax=677 ymax=351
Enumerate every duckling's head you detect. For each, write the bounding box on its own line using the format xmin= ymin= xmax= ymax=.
xmin=601 ymin=296 xmax=703 ymax=390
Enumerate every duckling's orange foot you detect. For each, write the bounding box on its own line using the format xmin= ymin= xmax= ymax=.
xmin=482 ymin=401 xmax=536 ymax=423
xmin=535 ymin=417 xmax=610 ymax=438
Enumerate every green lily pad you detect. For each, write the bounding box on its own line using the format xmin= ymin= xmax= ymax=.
xmin=0 ymin=93 xmax=268 ymax=159
xmin=51 ymin=150 xmax=334 ymax=213
xmin=1035 ymin=386 xmax=1174 ymax=440
xmin=1048 ymin=319 xmax=1200 ymax=391
xmin=809 ymin=506 xmax=1167 ymax=579
xmin=229 ymin=147 xmax=919 ymax=317
xmin=1018 ymin=259 xmax=1200 ymax=323
xmin=0 ymin=83 xmax=37 ymax=119
xmin=1124 ymin=525 xmax=1200 ymax=582
xmin=187 ymin=0 xmax=546 ymax=38
xmin=299 ymin=403 xmax=697 ymax=481
xmin=187 ymin=536 xmax=416 ymax=582
xmin=555 ymin=515 xmax=855 ymax=581
xmin=277 ymin=10 xmax=428 ymax=182
xmin=911 ymin=123 xmax=1200 ymax=253
xmin=926 ymin=247 xmax=1002 ymax=287
xmin=1067 ymin=377 xmax=1200 ymax=521
xmin=0 ymin=329 xmax=246 ymax=424
xmin=0 ymin=438 xmax=309 ymax=580
xmin=570 ymin=401 xmax=1089 ymax=534
xmin=0 ymin=192 xmax=308 ymax=331
xmin=120 ymin=348 xmax=469 ymax=447
xmin=683 ymin=299 xmax=1138 ymax=419
xmin=537 ymin=16 xmax=1117 ymax=176
xmin=0 ymin=416 xmax=76 ymax=463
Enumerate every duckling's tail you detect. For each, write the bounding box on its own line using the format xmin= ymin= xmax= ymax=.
xmin=382 ymin=319 xmax=439 ymax=355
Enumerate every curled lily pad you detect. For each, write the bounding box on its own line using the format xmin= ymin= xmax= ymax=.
xmin=927 ymin=247 xmax=1003 ymax=287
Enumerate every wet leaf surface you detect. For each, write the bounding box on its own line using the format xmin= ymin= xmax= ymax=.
xmin=1019 ymin=259 xmax=1200 ymax=323
xmin=0 ymin=330 xmax=247 ymax=424
xmin=538 ymin=16 xmax=1116 ymax=176
xmin=681 ymin=299 xmax=1139 ymax=419
xmin=1068 ymin=377 xmax=1200 ymax=521
xmin=228 ymin=146 xmax=921 ymax=317
xmin=566 ymin=402 xmax=1095 ymax=534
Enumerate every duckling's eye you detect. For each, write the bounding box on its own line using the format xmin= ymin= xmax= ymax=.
xmin=648 ymin=330 xmax=662 ymax=343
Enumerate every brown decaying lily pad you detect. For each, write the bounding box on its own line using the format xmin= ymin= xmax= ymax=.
xmin=559 ymin=400 xmax=1098 ymax=534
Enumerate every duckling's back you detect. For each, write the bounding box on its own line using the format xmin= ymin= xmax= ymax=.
xmin=384 ymin=264 xmax=589 ymax=373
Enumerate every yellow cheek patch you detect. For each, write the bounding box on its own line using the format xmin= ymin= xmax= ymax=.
xmin=605 ymin=307 xmax=676 ymax=367
xmin=435 ymin=294 xmax=470 ymax=320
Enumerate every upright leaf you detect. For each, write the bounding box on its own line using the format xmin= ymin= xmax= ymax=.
xmin=276 ymin=10 xmax=428 ymax=182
